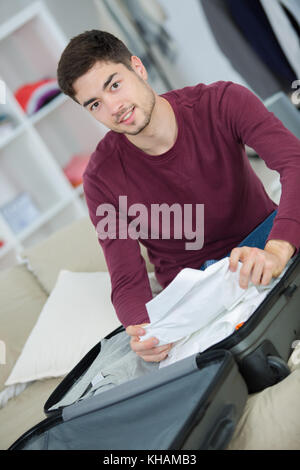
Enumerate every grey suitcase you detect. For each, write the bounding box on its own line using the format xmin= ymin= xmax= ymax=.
xmin=9 ymin=327 xmax=248 ymax=450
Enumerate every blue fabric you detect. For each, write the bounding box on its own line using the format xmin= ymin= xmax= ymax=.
xmin=199 ymin=210 xmax=277 ymax=271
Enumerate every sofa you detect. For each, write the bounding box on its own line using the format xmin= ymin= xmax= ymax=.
xmin=1 ymin=215 xmax=300 ymax=450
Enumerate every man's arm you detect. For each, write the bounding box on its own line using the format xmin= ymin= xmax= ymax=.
xmin=83 ymin=170 xmax=152 ymax=325
xmin=220 ymin=83 xmax=300 ymax=285
xmin=219 ymin=82 xmax=300 ymax=253
xmin=83 ymin=171 xmax=173 ymax=361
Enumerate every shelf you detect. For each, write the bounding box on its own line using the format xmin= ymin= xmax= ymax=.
xmin=0 ymin=4 xmax=66 ymax=92
xmin=0 ymin=2 xmax=42 ymax=42
xmin=0 ymin=239 xmax=16 ymax=259
xmin=0 ymin=122 xmax=26 ymax=150
xmin=34 ymin=97 xmax=107 ymax=168
xmin=0 ymin=200 xmax=87 ymax=259
xmin=0 ymin=2 xmax=93 ymax=271
xmin=0 ymin=130 xmax=73 ymax=207
xmin=17 ymin=195 xmax=75 ymax=242
xmin=0 ymin=84 xmax=27 ymax=149
xmin=21 ymin=200 xmax=86 ymax=250
xmin=29 ymin=93 xmax=68 ymax=125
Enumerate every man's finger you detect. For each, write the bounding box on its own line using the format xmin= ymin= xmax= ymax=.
xmin=135 ymin=343 xmax=172 ymax=357
xmin=250 ymin=256 xmax=265 ymax=285
xmin=261 ymin=268 xmax=273 ymax=286
xmin=260 ymin=259 xmax=275 ymax=285
xmin=130 ymin=336 xmax=159 ymax=352
xmin=239 ymin=251 xmax=256 ymax=288
xmin=126 ymin=323 xmax=148 ymax=337
xmin=229 ymin=247 xmax=245 ymax=271
xmin=139 ymin=350 xmax=170 ymax=363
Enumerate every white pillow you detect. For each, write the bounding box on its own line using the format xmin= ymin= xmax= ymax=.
xmin=5 ymin=270 xmax=121 ymax=386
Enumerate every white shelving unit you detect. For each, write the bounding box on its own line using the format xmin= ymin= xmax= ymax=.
xmin=0 ymin=1 xmax=107 ymax=270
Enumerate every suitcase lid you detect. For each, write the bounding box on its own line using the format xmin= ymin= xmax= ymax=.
xmin=11 ymin=347 xmax=248 ymax=450
xmin=64 ymin=349 xmax=248 ymax=450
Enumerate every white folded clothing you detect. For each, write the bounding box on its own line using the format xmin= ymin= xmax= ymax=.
xmin=159 ymin=286 xmax=269 ymax=368
xmin=142 ymin=258 xmax=289 ymax=365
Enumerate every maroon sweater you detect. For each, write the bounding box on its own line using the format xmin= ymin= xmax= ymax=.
xmin=83 ymin=81 xmax=300 ymax=327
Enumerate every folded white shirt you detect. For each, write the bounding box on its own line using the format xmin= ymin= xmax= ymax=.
xmin=142 ymin=257 xmax=289 ymax=368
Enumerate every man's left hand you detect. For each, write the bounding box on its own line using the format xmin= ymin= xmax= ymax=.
xmin=229 ymin=239 xmax=295 ymax=289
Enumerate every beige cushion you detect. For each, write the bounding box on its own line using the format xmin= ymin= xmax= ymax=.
xmin=288 ymin=341 xmax=300 ymax=372
xmin=20 ymin=216 xmax=154 ymax=294
xmin=5 ymin=270 xmax=120 ymax=385
xmin=228 ymin=369 xmax=300 ymax=450
xmin=0 ymin=265 xmax=48 ymax=392
xmin=0 ymin=378 xmax=62 ymax=450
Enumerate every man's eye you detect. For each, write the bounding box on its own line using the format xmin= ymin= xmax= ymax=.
xmin=91 ymin=101 xmax=100 ymax=111
xmin=111 ymin=82 xmax=120 ymax=90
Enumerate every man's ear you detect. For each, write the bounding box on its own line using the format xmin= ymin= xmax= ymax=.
xmin=130 ymin=55 xmax=148 ymax=81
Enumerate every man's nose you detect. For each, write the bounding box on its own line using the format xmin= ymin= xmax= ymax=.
xmin=107 ymin=99 xmax=126 ymax=120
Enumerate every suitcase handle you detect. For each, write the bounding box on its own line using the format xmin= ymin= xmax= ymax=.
xmin=239 ymin=340 xmax=290 ymax=393
xmin=266 ymin=355 xmax=290 ymax=379
xmin=205 ymin=405 xmax=236 ymax=450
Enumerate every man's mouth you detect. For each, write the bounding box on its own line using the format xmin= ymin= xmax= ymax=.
xmin=119 ymin=106 xmax=135 ymax=123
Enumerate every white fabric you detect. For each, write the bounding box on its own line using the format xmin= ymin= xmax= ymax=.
xmin=260 ymin=0 xmax=300 ymax=78
xmin=5 ymin=271 xmax=121 ymax=385
xmin=142 ymin=258 xmax=289 ymax=367
xmin=0 ymin=383 xmax=32 ymax=409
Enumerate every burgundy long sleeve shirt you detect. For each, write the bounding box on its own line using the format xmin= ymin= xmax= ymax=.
xmin=83 ymin=81 xmax=300 ymax=327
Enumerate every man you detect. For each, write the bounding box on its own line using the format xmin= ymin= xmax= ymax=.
xmin=57 ymin=30 xmax=299 ymax=363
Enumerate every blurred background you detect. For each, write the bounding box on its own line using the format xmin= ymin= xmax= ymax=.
xmin=0 ymin=0 xmax=299 ymax=270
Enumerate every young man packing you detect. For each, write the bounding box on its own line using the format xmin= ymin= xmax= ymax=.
xmin=57 ymin=30 xmax=299 ymax=362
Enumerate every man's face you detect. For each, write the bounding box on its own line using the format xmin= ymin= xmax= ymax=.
xmin=73 ymin=57 xmax=156 ymax=135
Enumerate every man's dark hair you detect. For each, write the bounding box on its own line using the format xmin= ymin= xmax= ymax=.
xmin=57 ymin=30 xmax=133 ymax=102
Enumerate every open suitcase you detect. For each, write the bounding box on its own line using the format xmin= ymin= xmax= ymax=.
xmin=9 ymin=252 xmax=300 ymax=450
xmin=10 ymin=330 xmax=248 ymax=451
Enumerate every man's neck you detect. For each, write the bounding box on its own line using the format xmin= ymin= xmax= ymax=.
xmin=125 ymin=96 xmax=178 ymax=156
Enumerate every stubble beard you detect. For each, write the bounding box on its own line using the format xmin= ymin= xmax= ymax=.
xmin=116 ymin=85 xmax=156 ymax=136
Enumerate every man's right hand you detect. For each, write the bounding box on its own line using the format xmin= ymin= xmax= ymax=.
xmin=126 ymin=323 xmax=173 ymax=362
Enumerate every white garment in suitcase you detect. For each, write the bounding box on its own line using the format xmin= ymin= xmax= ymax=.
xmin=142 ymin=257 xmax=289 ymax=367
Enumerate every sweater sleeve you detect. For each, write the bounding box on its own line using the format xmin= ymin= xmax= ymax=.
xmin=219 ymin=82 xmax=300 ymax=252
xmin=82 ymin=169 xmax=152 ymax=328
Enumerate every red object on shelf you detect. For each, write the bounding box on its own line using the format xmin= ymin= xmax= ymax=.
xmin=0 ymin=240 xmax=5 ymax=248
xmin=14 ymin=78 xmax=61 ymax=116
xmin=63 ymin=154 xmax=90 ymax=188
